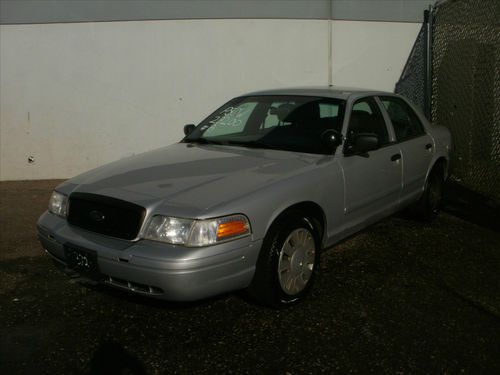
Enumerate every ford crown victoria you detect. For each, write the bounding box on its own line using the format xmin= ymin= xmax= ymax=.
xmin=37 ymin=87 xmax=452 ymax=307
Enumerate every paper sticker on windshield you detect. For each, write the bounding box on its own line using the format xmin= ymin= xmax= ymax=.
xmin=204 ymin=103 xmax=256 ymax=136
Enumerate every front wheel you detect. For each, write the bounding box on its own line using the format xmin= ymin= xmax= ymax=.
xmin=249 ymin=213 xmax=320 ymax=308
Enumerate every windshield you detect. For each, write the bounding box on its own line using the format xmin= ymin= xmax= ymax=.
xmin=184 ymin=95 xmax=346 ymax=155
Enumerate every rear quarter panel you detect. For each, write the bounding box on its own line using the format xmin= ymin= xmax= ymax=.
xmin=428 ymin=125 xmax=452 ymax=177
xmin=402 ymin=96 xmax=452 ymax=181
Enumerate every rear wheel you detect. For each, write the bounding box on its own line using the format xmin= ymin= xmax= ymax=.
xmin=249 ymin=213 xmax=320 ymax=308
xmin=412 ymin=169 xmax=443 ymax=221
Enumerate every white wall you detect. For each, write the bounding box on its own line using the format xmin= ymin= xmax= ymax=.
xmin=332 ymin=20 xmax=421 ymax=90
xmin=0 ymin=19 xmax=420 ymax=180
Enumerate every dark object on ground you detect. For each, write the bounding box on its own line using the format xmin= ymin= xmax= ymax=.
xmin=443 ymin=181 xmax=500 ymax=232
xmin=88 ymin=341 xmax=147 ymax=375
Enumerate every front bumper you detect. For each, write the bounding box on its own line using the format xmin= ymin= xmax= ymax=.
xmin=37 ymin=211 xmax=262 ymax=301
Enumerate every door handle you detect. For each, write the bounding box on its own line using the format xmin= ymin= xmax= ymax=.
xmin=425 ymin=143 xmax=433 ymax=150
xmin=391 ymin=153 xmax=401 ymax=162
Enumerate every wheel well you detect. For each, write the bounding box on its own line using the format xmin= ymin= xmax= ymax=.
xmin=272 ymin=202 xmax=326 ymax=243
xmin=432 ymin=157 xmax=448 ymax=181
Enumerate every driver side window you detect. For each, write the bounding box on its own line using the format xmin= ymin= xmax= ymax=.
xmin=348 ymin=97 xmax=389 ymax=145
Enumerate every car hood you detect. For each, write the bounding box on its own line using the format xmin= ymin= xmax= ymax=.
xmin=67 ymin=143 xmax=325 ymax=212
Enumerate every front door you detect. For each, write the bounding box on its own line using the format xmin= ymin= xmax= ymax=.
xmin=340 ymin=97 xmax=402 ymax=227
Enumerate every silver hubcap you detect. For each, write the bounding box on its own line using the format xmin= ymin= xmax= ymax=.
xmin=278 ymin=228 xmax=316 ymax=295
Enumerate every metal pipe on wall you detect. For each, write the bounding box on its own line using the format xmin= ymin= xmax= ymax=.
xmin=328 ymin=0 xmax=333 ymax=86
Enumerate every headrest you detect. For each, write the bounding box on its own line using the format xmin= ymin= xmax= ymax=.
xmin=349 ymin=110 xmax=373 ymax=133
xmin=285 ymin=102 xmax=320 ymax=124
xmin=350 ymin=110 xmax=371 ymax=122
xmin=273 ymin=103 xmax=296 ymax=122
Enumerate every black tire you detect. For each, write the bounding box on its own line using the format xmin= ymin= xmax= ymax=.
xmin=249 ymin=212 xmax=320 ymax=308
xmin=411 ymin=169 xmax=443 ymax=222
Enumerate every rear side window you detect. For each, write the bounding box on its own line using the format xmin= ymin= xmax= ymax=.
xmin=380 ymin=96 xmax=425 ymax=141
xmin=319 ymin=102 xmax=339 ymax=118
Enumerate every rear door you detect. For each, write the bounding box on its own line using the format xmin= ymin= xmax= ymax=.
xmin=340 ymin=96 xmax=403 ymax=226
xmin=378 ymin=96 xmax=434 ymax=204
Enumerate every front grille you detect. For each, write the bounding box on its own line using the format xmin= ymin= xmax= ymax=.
xmin=67 ymin=193 xmax=146 ymax=240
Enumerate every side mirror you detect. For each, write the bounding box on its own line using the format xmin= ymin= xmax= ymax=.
xmin=184 ymin=124 xmax=196 ymax=136
xmin=347 ymin=133 xmax=379 ymax=155
xmin=321 ymin=129 xmax=343 ymax=152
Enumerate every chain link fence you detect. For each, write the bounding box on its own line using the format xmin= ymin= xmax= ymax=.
xmin=396 ymin=0 xmax=500 ymax=202
xmin=395 ymin=24 xmax=427 ymax=116
xmin=431 ymin=0 xmax=499 ymax=202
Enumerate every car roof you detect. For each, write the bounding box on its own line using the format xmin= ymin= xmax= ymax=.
xmin=244 ymin=86 xmax=394 ymax=100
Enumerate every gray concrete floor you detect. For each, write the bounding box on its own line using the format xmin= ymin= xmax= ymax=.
xmin=0 ymin=180 xmax=499 ymax=374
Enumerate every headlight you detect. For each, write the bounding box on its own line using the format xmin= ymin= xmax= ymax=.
xmin=144 ymin=214 xmax=251 ymax=247
xmin=48 ymin=191 xmax=68 ymax=217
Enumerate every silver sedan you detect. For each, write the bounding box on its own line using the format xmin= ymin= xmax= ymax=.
xmin=37 ymin=87 xmax=452 ymax=307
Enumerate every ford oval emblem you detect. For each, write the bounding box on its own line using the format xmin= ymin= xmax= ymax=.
xmin=89 ymin=210 xmax=106 ymax=222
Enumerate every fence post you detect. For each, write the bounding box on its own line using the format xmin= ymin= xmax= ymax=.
xmin=423 ymin=5 xmax=434 ymax=121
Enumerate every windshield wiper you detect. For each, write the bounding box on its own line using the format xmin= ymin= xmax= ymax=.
xmin=186 ymin=138 xmax=287 ymax=151
xmin=184 ymin=138 xmax=226 ymax=145
xmin=225 ymin=141 xmax=277 ymax=149
xmin=225 ymin=141 xmax=295 ymax=151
